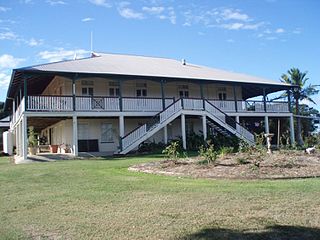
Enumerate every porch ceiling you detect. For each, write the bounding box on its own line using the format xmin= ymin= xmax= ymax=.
xmin=27 ymin=117 xmax=68 ymax=132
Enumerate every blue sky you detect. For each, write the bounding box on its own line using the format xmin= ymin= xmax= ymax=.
xmin=0 ymin=0 xmax=319 ymax=108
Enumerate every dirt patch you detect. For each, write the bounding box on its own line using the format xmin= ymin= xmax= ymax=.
xmin=129 ymin=150 xmax=320 ymax=180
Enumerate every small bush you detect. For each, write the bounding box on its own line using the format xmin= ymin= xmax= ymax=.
xmin=199 ymin=143 xmax=217 ymax=165
xmin=162 ymin=141 xmax=180 ymax=161
xmin=236 ymin=158 xmax=249 ymax=165
xmin=239 ymin=140 xmax=250 ymax=153
xmin=219 ymin=146 xmax=234 ymax=158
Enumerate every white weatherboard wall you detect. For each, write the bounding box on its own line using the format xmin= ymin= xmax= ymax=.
xmin=41 ymin=76 xmax=243 ymax=100
xmin=40 ymin=116 xmax=204 ymax=153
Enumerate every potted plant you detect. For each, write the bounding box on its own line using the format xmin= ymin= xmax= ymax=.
xmin=59 ymin=143 xmax=71 ymax=153
xmin=28 ymin=127 xmax=38 ymax=155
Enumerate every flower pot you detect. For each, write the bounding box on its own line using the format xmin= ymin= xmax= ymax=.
xmin=28 ymin=147 xmax=37 ymax=155
xmin=50 ymin=145 xmax=59 ymax=153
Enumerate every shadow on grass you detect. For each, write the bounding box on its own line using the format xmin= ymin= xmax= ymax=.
xmin=179 ymin=225 xmax=320 ymax=240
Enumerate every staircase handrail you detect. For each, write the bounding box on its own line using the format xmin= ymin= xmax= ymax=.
xmin=204 ymin=100 xmax=255 ymax=143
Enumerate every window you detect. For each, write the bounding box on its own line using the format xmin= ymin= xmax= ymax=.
xmin=109 ymin=82 xmax=120 ymax=96
xmin=136 ymin=89 xmax=147 ymax=97
xmin=82 ymin=87 xmax=94 ymax=96
xmin=109 ymin=88 xmax=120 ymax=97
xmin=178 ymin=85 xmax=189 ymax=98
xmin=218 ymin=92 xmax=227 ymax=100
xmin=101 ymin=123 xmax=113 ymax=142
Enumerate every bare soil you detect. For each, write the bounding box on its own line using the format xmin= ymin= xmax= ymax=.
xmin=129 ymin=150 xmax=320 ymax=179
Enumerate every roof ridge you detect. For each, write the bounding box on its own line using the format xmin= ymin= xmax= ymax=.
xmin=96 ymin=51 xmax=181 ymax=62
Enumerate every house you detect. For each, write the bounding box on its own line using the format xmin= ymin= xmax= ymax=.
xmin=3 ymin=52 xmax=295 ymax=161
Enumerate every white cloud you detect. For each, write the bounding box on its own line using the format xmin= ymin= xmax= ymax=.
xmin=118 ymin=3 xmax=144 ymax=20
xmin=82 ymin=17 xmax=95 ymax=22
xmin=275 ymin=28 xmax=285 ymax=33
xmin=0 ymin=72 xmax=11 ymax=88
xmin=38 ymin=48 xmax=89 ymax=62
xmin=0 ymin=54 xmax=25 ymax=69
xmin=0 ymin=6 xmax=10 ymax=12
xmin=142 ymin=6 xmax=164 ymax=15
xmin=221 ymin=21 xmax=264 ymax=30
xmin=46 ymin=0 xmax=66 ymax=5
xmin=89 ymin=0 xmax=111 ymax=8
xmin=0 ymin=31 xmax=18 ymax=40
xmin=26 ymin=38 xmax=43 ymax=46
xmin=221 ymin=8 xmax=249 ymax=21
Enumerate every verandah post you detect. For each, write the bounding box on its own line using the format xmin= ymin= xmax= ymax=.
xmin=263 ymin=87 xmax=267 ymax=112
xmin=72 ymin=74 xmax=78 ymax=111
xmin=233 ymin=85 xmax=238 ymax=112
xmin=118 ymin=79 xmax=123 ymax=111
xmin=161 ymin=79 xmax=165 ymax=110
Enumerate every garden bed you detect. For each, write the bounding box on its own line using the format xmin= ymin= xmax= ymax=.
xmin=129 ymin=150 xmax=320 ymax=179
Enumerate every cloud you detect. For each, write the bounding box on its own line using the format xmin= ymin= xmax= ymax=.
xmin=118 ymin=2 xmax=144 ymax=19
xmin=221 ymin=22 xmax=263 ymax=30
xmin=0 ymin=6 xmax=10 ymax=12
xmin=82 ymin=17 xmax=94 ymax=22
xmin=26 ymin=38 xmax=43 ymax=46
xmin=0 ymin=72 xmax=11 ymax=88
xmin=142 ymin=6 xmax=164 ymax=15
xmin=88 ymin=0 xmax=111 ymax=8
xmin=0 ymin=54 xmax=25 ymax=69
xmin=275 ymin=28 xmax=285 ymax=33
xmin=0 ymin=31 xmax=18 ymax=40
xmin=158 ymin=7 xmax=176 ymax=24
xmin=221 ymin=8 xmax=249 ymax=21
xmin=46 ymin=0 xmax=66 ymax=5
xmin=38 ymin=48 xmax=89 ymax=62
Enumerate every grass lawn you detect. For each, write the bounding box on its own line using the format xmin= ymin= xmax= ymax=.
xmin=0 ymin=155 xmax=320 ymax=240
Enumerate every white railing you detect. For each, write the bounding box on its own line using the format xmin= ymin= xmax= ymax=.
xmin=159 ymin=99 xmax=182 ymax=123
xmin=122 ymin=99 xmax=182 ymax=151
xmin=122 ymin=98 xmax=163 ymax=112
xmin=12 ymin=97 xmax=25 ymax=125
xmin=266 ymin=102 xmax=289 ymax=112
xmin=236 ymin=124 xmax=255 ymax=143
xmin=28 ymin=96 xmax=73 ymax=111
xmin=205 ymin=101 xmax=226 ymax=123
xmin=209 ymin=100 xmax=236 ymax=112
xmin=76 ymin=97 xmax=120 ymax=111
xmin=122 ymin=124 xmax=147 ymax=150
xmin=183 ymin=98 xmax=203 ymax=110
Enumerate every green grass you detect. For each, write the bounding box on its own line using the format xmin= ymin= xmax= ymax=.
xmin=0 ymin=155 xmax=320 ymax=239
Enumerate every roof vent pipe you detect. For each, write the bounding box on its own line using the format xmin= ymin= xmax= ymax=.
xmin=182 ymin=59 xmax=186 ymax=65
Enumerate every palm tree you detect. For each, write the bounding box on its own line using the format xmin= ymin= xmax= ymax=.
xmin=275 ymin=68 xmax=319 ymax=145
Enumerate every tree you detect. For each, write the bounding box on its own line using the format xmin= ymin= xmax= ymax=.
xmin=275 ymin=68 xmax=319 ymax=145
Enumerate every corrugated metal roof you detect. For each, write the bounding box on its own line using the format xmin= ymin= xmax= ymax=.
xmin=25 ymin=53 xmax=290 ymax=87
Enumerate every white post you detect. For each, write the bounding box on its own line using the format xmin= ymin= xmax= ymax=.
xmin=16 ymin=123 xmax=20 ymax=156
xmin=22 ymin=116 xmax=28 ymax=160
xmin=72 ymin=115 xmax=78 ymax=156
xmin=12 ymin=100 xmax=15 ymax=124
xmin=236 ymin=115 xmax=240 ymax=123
xmin=119 ymin=116 xmax=124 ymax=138
xmin=163 ymin=125 xmax=168 ymax=144
xmin=289 ymin=114 xmax=295 ymax=145
xmin=264 ymin=115 xmax=269 ymax=134
xmin=181 ymin=114 xmax=186 ymax=150
xmin=202 ymin=115 xmax=207 ymax=141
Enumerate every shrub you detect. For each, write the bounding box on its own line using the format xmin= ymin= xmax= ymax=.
xmin=219 ymin=146 xmax=234 ymax=158
xmin=138 ymin=142 xmax=165 ymax=153
xmin=236 ymin=158 xmax=249 ymax=165
xmin=162 ymin=141 xmax=180 ymax=161
xmin=199 ymin=143 xmax=217 ymax=165
xmin=239 ymin=140 xmax=250 ymax=153
xmin=28 ymin=127 xmax=38 ymax=147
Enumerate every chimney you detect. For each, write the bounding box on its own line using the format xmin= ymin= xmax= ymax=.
xmin=182 ymin=59 xmax=186 ymax=65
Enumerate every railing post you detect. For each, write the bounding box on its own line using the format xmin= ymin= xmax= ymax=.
xmin=23 ymin=77 xmax=27 ymax=111
xmin=233 ymin=85 xmax=238 ymax=112
xmin=200 ymin=82 xmax=205 ymax=110
xmin=161 ymin=79 xmax=165 ymax=110
xmin=72 ymin=74 xmax=77 ymax=111
xmin=181 ymin=97 xmax=184 ymax=109
xmin=287 ymin=90 xmax=292 ymax=113
xmin=263 ymin=88 xmax=267 ymax=112
xmin=119 ymin=79 xmax=123 ymax=111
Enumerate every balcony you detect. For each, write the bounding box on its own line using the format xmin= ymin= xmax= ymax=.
xmin=24 ymin=95 xmax=289 ymax=113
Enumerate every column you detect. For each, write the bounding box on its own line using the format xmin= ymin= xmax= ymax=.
xmin=233 ymin=85 xmax=238 ymax=112
xmin=161 ymin=79 xmax=165 ymax=110
xmin=289 ymin=114 xmax=295 ymax=145
xmin=181 ymin=114 xmax=186 ymax=150
xmin=16 ymin=123 xmax=20 ymax=156
xmin=163 ymin=125 xmax=168 ymax=145
xmin=263 ymin=88 xmax=267 ymax=112
xmin=72 ymin=115 xmax=78 ymax=156
xmin=202 ymin=115 xmax=207 ymax=141
xmin=119 ymin=115 xmax=125 ymax=151
xmin=235 ymin=115 xmax=240 ymax=123
xmin=264 ymin=115 xmax=269 ymax=134
xmin=22 ymin=116 xmax=28 ymax=160
xmin=72 ymin=76 xmax=76 ymax=111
